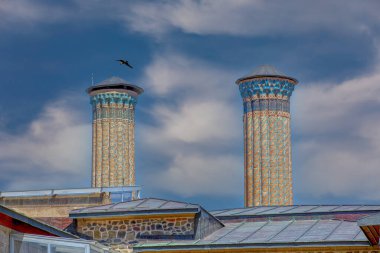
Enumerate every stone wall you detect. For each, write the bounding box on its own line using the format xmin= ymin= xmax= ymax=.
xmin=76 ymin=215 xmax=195 ymax=245
xmin=0 ymin=225 xmax=11 ymax=253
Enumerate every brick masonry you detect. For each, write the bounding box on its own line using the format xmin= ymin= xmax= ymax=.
xmin=238 ymin=77 xmax=297 ymax=207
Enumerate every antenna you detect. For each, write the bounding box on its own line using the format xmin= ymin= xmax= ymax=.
xmin=91 ymin=73 xmax=94 ymax=86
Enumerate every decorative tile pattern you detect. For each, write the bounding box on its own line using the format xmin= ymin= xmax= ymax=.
xmin=89 ymin=92 xmax=139 ymax=187
xmin=238 ymin=77 xmax=296 ymax=207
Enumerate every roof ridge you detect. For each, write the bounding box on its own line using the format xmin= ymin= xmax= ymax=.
xmin=141 ymin=197 xmax=199 ymax=206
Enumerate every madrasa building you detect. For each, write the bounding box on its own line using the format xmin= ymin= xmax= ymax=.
xmin=1 ymin=66 xmax=380 ymax=253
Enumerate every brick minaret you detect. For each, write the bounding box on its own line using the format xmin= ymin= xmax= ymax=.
xmin=87 ymin=77 xmax=143 ymax=187
xmin=236 ymin=65 xmax=298 ymax=207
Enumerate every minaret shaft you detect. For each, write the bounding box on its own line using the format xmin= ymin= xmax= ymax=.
xmin=90 ymin=93 xmax=137 ymax=187
xmin=87 ymin=77 xmax=143 ymax=188
xmin=237 ymin=71 xmax=297 ymax=207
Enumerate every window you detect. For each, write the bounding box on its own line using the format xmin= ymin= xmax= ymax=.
xmin=13 ymin=240 xmax=48 ymax=253
xmin=11 ymin=234 xmax=114 ymax=253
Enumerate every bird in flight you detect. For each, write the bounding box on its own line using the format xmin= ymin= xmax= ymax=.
xmin=116 ymin=59 xmax=133 ymax=69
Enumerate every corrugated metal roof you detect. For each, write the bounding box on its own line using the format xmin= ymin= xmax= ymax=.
xmin=70 ymin=198 xmax=200 ymax=218
xmin=212 ymin=205 xmax=380 ymax=219
xmin=135 ymin=219 xmax=368 ymax=250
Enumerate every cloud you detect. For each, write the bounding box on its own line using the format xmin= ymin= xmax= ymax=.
xmin=2 ymin=1 xmax=379 ymax=39
xmin=153 ymin=153 xmax=241 ymax=197
xmin=139 ymin=53 xmax=243 ymax=197
xmin=293 ymin=63 xmax=380 ymax=201
xmin=126 ymin=0 xmax=380 ymax=37
xmin=0 ymin=1 xmax=123 ymax=31
xmin=0 ymin=96 xmax=91 ymax=190
xmin=0 ymin=1 xmax=70 ymax=30
xmin=144 ymin=100 xmax=239 ymax=145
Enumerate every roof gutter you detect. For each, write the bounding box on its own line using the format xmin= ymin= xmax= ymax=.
xmin=134 ymin=241 xmax=371 ymax=252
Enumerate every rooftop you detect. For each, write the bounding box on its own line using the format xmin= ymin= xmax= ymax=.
xmin=0 ymin=186 xmax=141 ymax=198
xmin=236 ymin=64 xmax=298 ymax=84
xmin=87 ymin=76 xmax=144 ymax=95
xmin=70 ymin=198 xmax=200 ymax=218
xmin=0 ymin=205 xmax=76 ymax=238
xmin=212 ymin=205 xmax=380 ymax=219
xmin=135 ymin=219 xmax=368 ymax=251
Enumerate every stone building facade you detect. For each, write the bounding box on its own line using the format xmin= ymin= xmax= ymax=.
xmin=236 ymin=65 xmax=298 ymax=207
xmin=69 ymin=198 xmax=224 ymax=251
xmin=76 ymin=215 xmax=195 ymax=244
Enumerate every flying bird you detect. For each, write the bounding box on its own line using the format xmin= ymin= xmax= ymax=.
xmin=116 ymin=59 xmax=133 ymax=69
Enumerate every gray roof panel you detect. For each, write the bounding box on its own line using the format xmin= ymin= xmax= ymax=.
xmin=304 ymin=206 xmax=340 ymax=213
xmin=244 ymin=220 xmax=291 ymax=243
xmin=331 ymin=206 xmax=362 ymax=212
xmin=326 ymin=221 xmax=361 ymax=241
xmin=297 ymin=220 xmax=341 ymax=242
xmin=135 ymin=219 xmax=369 ymax=250
xmin=212 ymin=205 xmax=380 ymax=218
xmin=70 ymin=198 xmax=200 ymax=218
xmin=256 ymin=206 xmax=298 ymax=215
xmin=235 ymin=206 xmax=278 ymax=216
xmin=270 ymin=220 xmax=317 ymax=242
xmin=281 ymin=206 xmax=319 ymax=214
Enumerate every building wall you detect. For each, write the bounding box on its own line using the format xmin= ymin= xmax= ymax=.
xmin=76 ymin=215 xmax=196 ymax=246
xmin=0 ymin=194 xmax=111 ymax=218
xmin=238 ymin=77 xmax=296 ymax=207
xmin=0 ymin=225 xmax=11 ymax=253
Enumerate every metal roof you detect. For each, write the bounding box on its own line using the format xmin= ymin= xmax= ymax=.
xmin=358 ymin=212 xmax=380 ymax=226
xmin=70 ymin=198 xmax=200 ymax=218
xmin=0 ymin=186 xmax=141 ymax=198
xmin=134 ymin=219 xmax=368 ymax=251
xmin=212 ymin=205 xmax=380 ymax=219
xmin=97 ymin=76 xmax=130 ymax=86
xmin=236 ymin=65 xmax=298 ymax=84
xmin=357 ymin=213 xmax=380 ymax=245
xmin=87 ymin=76 xmax=144 ymax=95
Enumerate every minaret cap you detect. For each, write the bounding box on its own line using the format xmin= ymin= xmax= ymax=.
xmin=235 ymin=65 xmax=298 ymax=84
xmin=87 ymin=76 xmax=144 ymax=97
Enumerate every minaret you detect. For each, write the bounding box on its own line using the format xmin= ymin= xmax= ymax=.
xmin=236 ymin=65 xmax=298 ymax=207
xmin=87 ymin=77 xmax=143 ymax=187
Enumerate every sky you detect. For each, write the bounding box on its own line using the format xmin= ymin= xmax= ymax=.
xmin=0 ymin=0 xmax=380 ymax=210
